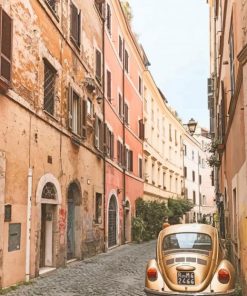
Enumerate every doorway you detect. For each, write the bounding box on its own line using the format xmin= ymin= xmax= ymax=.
xmin=40 ymin=204 xmax=55 ymax=267
xmin=108 ymin=195 xmax=117 ymax=248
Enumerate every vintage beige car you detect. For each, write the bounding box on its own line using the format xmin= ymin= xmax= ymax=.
xmin=145 ymin=223 xmax=235 ymax=296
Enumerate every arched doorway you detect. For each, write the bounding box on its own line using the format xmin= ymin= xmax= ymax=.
xmin=125 ymin=200 xmax=131 ymax=242
xmin=108 ymin=195 xmax=117 ymax=248
xmin=40 ymin=182 xmax=57 ymax=268
xmin=67 ymin=182 xmax=81 ymax=260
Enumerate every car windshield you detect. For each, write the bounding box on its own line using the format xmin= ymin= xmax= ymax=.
xmin=163 ymin=232 xmax=212 ymax=251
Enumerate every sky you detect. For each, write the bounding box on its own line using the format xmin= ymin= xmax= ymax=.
xmin=128 ymin=0 xmax=210 ymax=128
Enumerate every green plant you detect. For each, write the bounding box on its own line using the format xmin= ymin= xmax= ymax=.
xmin=206 ymin=154 xmax=221 ymax=167
xmin=167 ymin=198 xmax=194 ymax=224
xmin=132 ymin=216 xmax=145 ymax=243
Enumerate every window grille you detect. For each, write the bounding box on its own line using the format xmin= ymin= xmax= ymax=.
xmin=44 ymin=60 xmax=56 ymax=115
xmin=0 ymin=8 xmax=12 ymax=89
xmin=46 ymin=0 xmax=57 ymax=13
xmin=42 ymin=182 xmax=57 ymax=200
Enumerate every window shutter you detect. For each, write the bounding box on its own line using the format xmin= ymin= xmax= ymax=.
xmin=0 ymin=8 xmax=12 ymax=87
xmin=105 ymin=124 xmax=109 ymax=156
xmin=68 ymin=86 xmax=73 ymax=130
xmin=94 ymin=116 xmax=99 ymax=148
xmin=119 ymin=36 xmax=122 ymax=60
xmin=99 ymin=119 xmax=104 ymax=152
xmin=107 ymin=4 xmax=111 ymax=33
xmin=124 ymin=103 xmax=128 ymax=124
xmin=123 ymin=145 xmax=127 ymax=168
xmin=110 ymin=133 xmax=114 ymax=159
xmin=78 ymin=10 xmax=81 ymax=45
xmin=117 ymin=140 xmax=120 ymax=163
xmin=70 ymin=2 xmax=80 ymax=45
xmin=129 ymin=150 xmax=133 ymax=172
xmin=81 ymin=99 xmax=87 ymax=139
xmin=119 ymin=94 xmax=122 ymax=116
xmin=125 ymin=49 xmax=129 ymax=72
xmin=95 ymin=49 xmax=101 ymax=82
xmin=139 ymin=158 xmax=143 ymax=178
xmin=107 ymin=70 xmax=111 ymax=100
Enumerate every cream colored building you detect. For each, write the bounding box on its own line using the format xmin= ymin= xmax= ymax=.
xmin=183 ymin=126 xmax=216 ymax=223
xmin=143 ymin=71 xmax=184 ymax=202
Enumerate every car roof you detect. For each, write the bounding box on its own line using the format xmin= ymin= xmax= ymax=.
xmin=160 ymin=223 xmax=217 ymax=237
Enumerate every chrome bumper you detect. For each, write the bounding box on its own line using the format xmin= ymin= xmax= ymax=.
xmin=144 ymin=287 xmax=236 ymax=296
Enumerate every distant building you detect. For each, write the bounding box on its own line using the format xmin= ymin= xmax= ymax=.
xmin=143 ymin=72 xmax=184 ymax=203
xmin=183 ymin=126 xmax=216 ymax=223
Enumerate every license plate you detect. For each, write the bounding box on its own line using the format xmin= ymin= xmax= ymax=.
xmin=177 ymin=271 xmax=195 ymax=285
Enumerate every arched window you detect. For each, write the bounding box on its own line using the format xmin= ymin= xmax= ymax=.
xmin=42 ymin=182 xmax=57 ymax=200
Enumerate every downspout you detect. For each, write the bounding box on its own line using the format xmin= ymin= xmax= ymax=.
xmin=122 ymin=39 xmax=126 ymax=244
xmin=26 ymin=114 xmax=33 ymax=282
xmin=102 ymin=6 xmax=107 ymax=252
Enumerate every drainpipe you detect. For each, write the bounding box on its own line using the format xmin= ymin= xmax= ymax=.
xmin=102 ymin=5 xmax=107 ymax=252
xmin=122 ymin=39 xmax=126 ymax=244
xmin=25 ymin=167 xmax=32 ymax=282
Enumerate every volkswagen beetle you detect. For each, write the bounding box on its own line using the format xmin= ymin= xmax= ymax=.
xmin=144 ymin=224 xmax=235 ymax=295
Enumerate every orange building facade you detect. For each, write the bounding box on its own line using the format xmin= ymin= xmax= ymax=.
xmin=208 ymin=0 xmax=247 ymax=292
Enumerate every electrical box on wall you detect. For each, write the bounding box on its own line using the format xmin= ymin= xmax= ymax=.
xmin=4 ymin=204 xmax=11 ymax=222
xmin=8 ymin=223 xmax=21 ymax=252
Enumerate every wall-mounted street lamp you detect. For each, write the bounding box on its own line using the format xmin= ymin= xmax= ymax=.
xmin=187 ymin=118 xmax=198 ymax=135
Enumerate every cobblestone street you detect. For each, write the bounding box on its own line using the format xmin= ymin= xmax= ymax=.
xmin=6 ymin=240 xmax=155 ymax=296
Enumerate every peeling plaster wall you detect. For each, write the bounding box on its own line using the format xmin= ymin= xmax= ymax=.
xmin=0 ymin=0 xmax=104 ymax=288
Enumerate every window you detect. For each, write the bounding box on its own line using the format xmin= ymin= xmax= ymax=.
xmin=106 ymin=70 xmax=111 ymax=101
xmin=184 ymin=166 xmax=187 ymax=178
xmin=95 ymin=49 xmax=102 ymax=82
xmin=199 ymin=175 xmax=202 ymax=185
xmin=192 ymin=150 xmax=194 ymax=160
xmin=94 ymin=116 xmax=104 ymax=151
xmin=193 ymin=191 xmax=196 ymax=204
xmin=138 ymin=157 xmax=143 ymax=178
xmin=95 ymin=1 xmax=104 ymax=16
xmin=163 ymin=233 xmax=212 ymax=251
xmin=233 ymin=188 xmax=237 ymax=240
xmin=119 ymin=36 xmax=123 ymax=61
xmin=117 ymin=140 xmax=123 ymax=165
xmin=126 ymin=148 xmax=133 ymax=172
xmin=124 ymin=103 xmax=129 ymax=124
xmin=203 ymin=195 xmax=206 ymax=205
xmin=46 ymin=0 xmax=57 ymax=14
xmin=169 ymin=124 xmax=172 ymax=141
xmin=163 ymin=172 xmax=166 ymax=189
xmin=44 ymin=60 xmax=56 ymax=115
xmin=70 ymin=2 xmax=81 ymax=46
xmin=106 ymin=3 xmax=111 ymax=34
xmin=124 ymin=49 xmax=129 ymax=72
xmin=138 ymin=76 xmax=142 ymax=95
xmin=229 ymin=26 xmax=235 ymax=96
xmin=68 ymin=87 xmax=87 ymax=138
xmin=0 ymin=8 xmax=13 ymax=90
xmin=138 ymin=119 xmax=145 ymax=140
xmin=105 ymin=125 xmax=114 ymax=159
xmin=175 ymin=130 xmax=178 ymax=145
xmin=184 ymin=144 xmax=187 ymax=156
xmin=152 ymin=163 xmax=155 ymax=184
xmin=87 ymin=98 xmax=93 ymax=116
xmin=118 ymin=93 xmax=123 ymax=117
xmin=192 ymin=171 xmax=195 ymax=182
xmin=95 ymin=193 xmax=102 ymax=224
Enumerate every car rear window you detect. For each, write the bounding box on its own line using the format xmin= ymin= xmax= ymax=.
xmin=163 ymin=233 xmax=212 ymax=251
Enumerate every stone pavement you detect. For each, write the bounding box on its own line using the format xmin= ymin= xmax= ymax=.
xmin=6 ymin=240 xmax=156 ymax=296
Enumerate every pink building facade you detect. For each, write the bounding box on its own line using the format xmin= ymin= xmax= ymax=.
xmin=103 ymin=0 xmax=145 ymax=248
